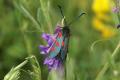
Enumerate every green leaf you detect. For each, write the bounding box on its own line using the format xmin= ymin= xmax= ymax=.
xmin=4 ymin=60 xmax=28 ymax=80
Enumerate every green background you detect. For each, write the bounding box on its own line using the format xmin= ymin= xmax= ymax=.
xmin=0 ymin=0 xmax=120 ymax=80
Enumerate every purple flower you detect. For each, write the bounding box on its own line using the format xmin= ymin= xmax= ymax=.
xmin=44 ymin=57 xmax=62 ymax=70
xmin=39 ymin=33 xmax=57 ymax=54
xmin=39 ymin=25 xmax=63 ymax=70
xmin=112 ymin=7 xmax=119 ymax=13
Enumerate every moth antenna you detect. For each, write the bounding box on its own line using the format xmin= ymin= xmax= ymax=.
xmin=68 ymin=12 xmax=86 ymax=26
xmin=58 ymin=5 xmax=67 ymax=24
xmin=58 ymin=5 xmax=64 ymax=18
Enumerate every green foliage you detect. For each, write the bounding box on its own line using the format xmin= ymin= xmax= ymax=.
xmin=0 ymin=0 xmax=120 ymax=80
xmin=4 ymin=60 xmax=28 ymax=80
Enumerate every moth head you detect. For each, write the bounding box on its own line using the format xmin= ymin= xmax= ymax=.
xmin=61 ymin=17 xmax=66 ymax=27
xmin=58 ymin=5 xmax=86 ymax=27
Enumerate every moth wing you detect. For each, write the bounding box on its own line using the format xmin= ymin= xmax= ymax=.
xmin=48 ymin=32 xmax=63 ymax=58
xmin=60 ymin=36 xmax=69 ymax=60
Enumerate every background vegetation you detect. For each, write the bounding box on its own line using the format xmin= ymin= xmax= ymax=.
xmin=0 ymin=0 xmax=120 ymax=80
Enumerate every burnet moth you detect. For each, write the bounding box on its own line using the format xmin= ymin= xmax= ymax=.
xmin=40 ymin=5 xmax=85 ymax=70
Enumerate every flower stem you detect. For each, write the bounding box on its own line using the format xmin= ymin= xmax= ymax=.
xmin=39 ymin=0 xmax=53 ymax=33
xmin=20 ymin=22 xmax=41 ymax=80
xmin=48 ymin=65 xmax=65 ymax=80
xmin=95 ymin=41 xmax=120 ymax=80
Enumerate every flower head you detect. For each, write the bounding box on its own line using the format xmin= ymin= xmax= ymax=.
xmin=92 ymin=0 xmax=116 ymax=38
xmin=112 ymin=7 xmax=119 ymax=13
xmin=39 ymin=25 xmax=63 ymax=70
xmin=44 ymin=57 xmax=62 ymax=70
xmin=92 ymin=17 xmax=115 ymax=38
xmin=92 ymin=0 xmax=111 ymax=13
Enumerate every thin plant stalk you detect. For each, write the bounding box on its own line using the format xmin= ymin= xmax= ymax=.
xmin=4 ymin=60 xmax=28 ymax=80
xmin=39 ymin=0 xmax=53 ymax=33
xmin=48 ymin=65 xmax=65 ymax=80
xmin=20 ymin=22 xmax=41 ymax=80
xmin=95 ymin=41 xmax=120 ymax=80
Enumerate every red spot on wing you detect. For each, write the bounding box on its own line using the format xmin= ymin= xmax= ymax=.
xmin=58 ymin=32 xmax=62 ymax=38
xmin=50 ymin=47 xmax=55 ymax=51
xmin=56 ymin=41 xmax=60 ymax=46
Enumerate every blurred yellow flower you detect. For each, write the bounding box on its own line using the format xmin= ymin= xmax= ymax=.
xmin=92 ymin=0 xmax=115 ymax=38
xmin=92 ymin=0 xmax=111 ymax=13
xmin=92 ymin=17 xmax=115 ymax=38
xmin=95 ymin=13 xmax=111 ymax=21
xmin=102 ymin=27 xmax=115 ymax=38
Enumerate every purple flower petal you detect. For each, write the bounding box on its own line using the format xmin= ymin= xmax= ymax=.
xmin=54 ymin=25 xmax=62 ymax=34
xmin=44 ymin=58 xmax=54 ymax=65
xmin=43 ymin=57 xmax=62 ymax=70
xmin=47 ymin=37 xmax=54 ymax=46
xmin=39 ymin=45 xmax=49 ymax=54
xmin=42 ymin=33 xmax=51 ymax=41
xmin=40 ymin=33 xmax=57 ymax=54
xmin=112 ymin=7 xmax=119 ymax=13
xmin=42 ymin=33 xmax=57 ymax=47
xmin=53 ymin=59 xmax=59 ymax=69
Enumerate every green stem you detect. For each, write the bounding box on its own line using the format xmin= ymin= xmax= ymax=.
xmin=39 ymin=0 xmax=53 ymax=33
xmin=14 ymin=60 xmax=28 ymax=71
xmin=95 ymin=41 xmax=120 ymax=80
xmin=20 ymin=22 xmax=41 ymax=80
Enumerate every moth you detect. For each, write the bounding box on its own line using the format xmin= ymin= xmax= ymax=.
xmin=48 ymin=5 xmax=85 ymax=62
xmin=40 ymin=5 xmax=85 ymax=70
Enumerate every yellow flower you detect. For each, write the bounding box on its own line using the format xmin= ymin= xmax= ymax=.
xmin=92 ymin=17 xmax=115 ymax=38
xmin=92 ymin=0 xmax=115 ymax=38
xmin=101 ymin=27 xmax=115 ymax=38
xmin=95 ymin=13 xmax=111 ymax=21
xmin=92 ymin=0 xmax=111 ymax=13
